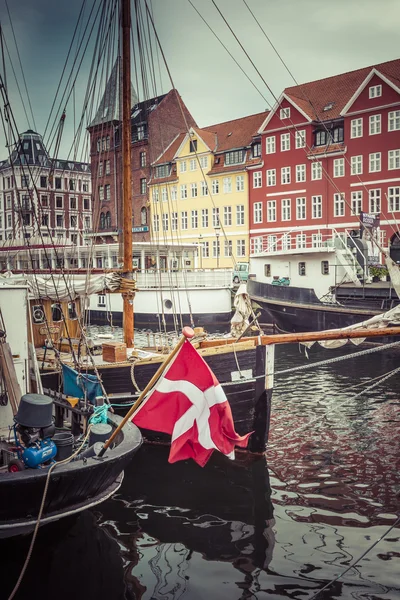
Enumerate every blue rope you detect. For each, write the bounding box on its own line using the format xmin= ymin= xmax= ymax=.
xmin=89 ymin=404 xmax=109 ymax=424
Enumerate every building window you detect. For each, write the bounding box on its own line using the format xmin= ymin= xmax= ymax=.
xmin=312 ymin=233 xmax=322 ymax=248
xmin=201 ymin=181 xmax=209 ymax=196
xmin=237 ymin=239 xmax=246 ymax=256
xmin=369 ymin=84 xmax=382 ymax=98
xmin=105 ymin=184 xmax=111 ymax=200
xmin=298 ymin=262 xmax=306 ymax=275
xmin=369 ymin=114 xmax=381 ymax=135
xmin=189 ymin=139 xmax=197 ymax=153
xmin=140 ymin=151 xmax=146 ymax=167
xmin=281 ymin=198 xmax=291 ymax=221
xmin=83 ymin=181 xmax=89 ymax=192
xmin=56 ymin=196 xmax=63 ymax=208
xmin=200 ymin=156 xmax=208 ymax=169
xmin=189 ymin=158 xmax=197 ymax=171
xmin=280 ymin=107 xmax=290 ymax=119
xmin=252 ymin=143 xmax=261 ymax=157
xmin=55 ymin=177 xmax=62 ymax=190
xmin=266 ymin=136 xmax=275 ymax=154
xmin=369 ymin=152 xmax=381 ymax=173
xmin=41 ymin=213 xmax=49 ymax=227
xmin=351 ymin=191 xmax=363 ymax=215
xmin=254 ymin=202 xmax=262 ymax=224
xmin=351 ymin=118 xmax=363 ymax=138
xmin=153 ymin=214 xmax=159 ymax=232
xmin=321 ymin=260 xmax=329 ymax=275
xmin=212 ymin=179 xmax=219 ymax=195
xmin=223 ymin=205 xmax=232 ymax=226
xmin=388 ymin=110 xmax=400 ymax=132
xmin=312 ymin=195 xmax=322 ymax=219
xmin=201 ymin=208 xmax=209 ymax=228
xmin=105 ymin=160 xmax=111 ymax=175
xmin=21 ymin=175 xmax=29 ymax=188
xmin=40 ymin=175 xmax=47 ymax=188
xmin=161 ymin=187 xmax=168 ymax=202
xmin=282 ymin=233 xmax=291 ymax=250
xmin=333 ymin=158 xmax=345 ymax=177
xmin=252 ymin=237 xmax=262 ymax=253
xmin=225 ymin=150 xmax=244 ymax=165
xmin=267 ymin=200 xmax=276 ymax=222
xmin=267 ymin=235 xmax=277 ymax=252
xmin=296 ymin=197 xmax=306 ymax=220
xmin=351 ymin=155 xmax=363 ymax=175
xmin=41 ymin=195 xmax=48 ymax=207
xmin=180 ymin=184 xmax=187 ymax=199
xmin=140 ymin=178 xmax=147 ymax=194
xmin=171 ymin=186 xmax=177 ymax=201
xmin=281 ymin=166 xmax=291 ymax=185
xmin=334 ymin=193 xmax=345 ymax=217
xmin=56 ymin=214 xmax=64 ymax=228
xmin=296 ymin=164 xmax=306 ymax=183
xmin=153 ymin=188 xmax=159 ymax=202
xmin=70 ymin=197 xmax=77 ymax=209
xmin=84 ymin=216 xmax=91 ymax=229
xmin=223 ymin=177 xmax=232 ymax=193
xmin=332 ymin=126 xmax=344 ymax=143
xmin=236 ymin=204 xmax=245 ymax=225
xmin=296 ymin=235 xmax=306 ymax=249
xmin=295 ymin=130 xmax=306 ymax=149
xmin=180 ymin=161 xmax=187 ymax=173
xmin=212 ymin=207 xmax=220 ymax=227
xmin=315 ymin=130 xmax=327 ymax=146
xmin=311 ymin=161 xmax=322 ymax=180
xmin=181 ymin=211 xmax=188 ymax=230
xmin=388 ymin=149 xmax=400 ymax=170
xmin=369 ymin=189 xmax=381 ymax=213
xmin=212 ymin=240 xmax=220 ymax=259
xmin=170 ymin=211 xmax=177 ymax=230
xmin=224 ymin=239 xmax=233 ymax=257
xmin=236 ymin=175 xmax=244 ymax=192
xmin=69 ymin=179 xmax=75 ymax=191
xmin=201 ymin=241 xmax=210 ymax=258
xmin=266 ymin=169 xmax=276 ymax=187
xmin=70 ymin=215 xmax=77 ymax=228
xmin=136 ymin=126 xmax=145 ymax=141
xmin=281 ymin=133 xmax=290 ymax=152
xmin=253 ymin=171 xmax=262 ymax=188
xmin=155 ymin=165 xmax=170 ymax=179
xmin=388 ymin=187 xmax=400 ymax=212
xmin=83 ymin=197 xmax=90 ymax=210
xmin=190 ymin=183 xmax=198 ymax=198
xmin=162 ymin=214 xmax=169 ymax=231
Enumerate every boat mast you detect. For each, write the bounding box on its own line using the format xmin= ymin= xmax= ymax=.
xmin=121 ymin=0 xmax=134 ymax=347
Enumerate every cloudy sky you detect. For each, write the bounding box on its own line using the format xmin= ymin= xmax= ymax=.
xmin=1 ymin=0 xmax=400 ymax=159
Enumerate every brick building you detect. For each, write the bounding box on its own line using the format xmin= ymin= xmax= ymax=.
xmin=87 ymin=59 xmax=196 ymax=250
xmin=249 ymin=58 xmax=400 ymax=266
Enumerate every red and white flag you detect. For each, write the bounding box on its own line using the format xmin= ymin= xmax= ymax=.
xmin=132 ymin=340 xmax=252 ymax=467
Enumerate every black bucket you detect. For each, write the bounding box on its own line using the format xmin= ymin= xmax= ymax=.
xmin=53 ymin=432 xmax=74 ymax=461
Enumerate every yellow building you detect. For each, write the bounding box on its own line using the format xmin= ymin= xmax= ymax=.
xmin=148 ymin=113 xmax=265 ymax=269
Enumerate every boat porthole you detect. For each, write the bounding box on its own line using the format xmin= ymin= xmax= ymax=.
xmin=164 ymin=299 xmax=173 ymax=310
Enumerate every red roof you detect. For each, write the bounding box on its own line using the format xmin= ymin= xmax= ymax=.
xmin=284 ymin=58 xmax=400 ymax=121
xmin=203 ymin=112 xmax=267 ymax=152
xmin=308 ymin=142 xmax=346 ymax=157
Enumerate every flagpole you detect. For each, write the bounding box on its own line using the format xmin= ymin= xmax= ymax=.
xmin=98 ymin=327 xmax=195 ymax=457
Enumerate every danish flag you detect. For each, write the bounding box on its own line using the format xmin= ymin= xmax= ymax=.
xmin=132 ymin=339 xmax=252 ymax=466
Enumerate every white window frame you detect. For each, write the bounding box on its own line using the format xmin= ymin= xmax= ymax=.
xmin=267 ymin=200 xmax=276 ymax=222
xmin=350 ymin=118 xmax=363 ymax=139
xmin=369 ymin=188 xmax=381 ymax=213
xmin=281 ymin=166 xmax=291 ymax=185
xmin=369 ymin=152 xmax=381 ymax=173
xmin=351 ymin=155 xmax=363 ymax=175
xmin=388 ymin=187 xmax=400 ymax=212
xmin=351 ymin=191 xmax=363 ymax=216
xmin=253 ymin=171 xmax=262 ymax=188
xmin=369 ymin=84 xmax=382 ymax=99
xmin=212 ymin=179 xmax=219 ymax=195
xmin=266 ymin=136 xmax=276 ymax=154
xmin=189 ymin=158 xmax=197 ymax=172
xmin=296 ymin=197 xmax=306 ymax=220
xmin=180 ymin=184 xmax=187 ymax=199
xmin=223 ymin=177 xmax=232 ymax=193
xmin=281 ymin=198 xmax=291 ymax=221
xmin=333 ymin=193 xmax=345 ymax=217
xmin=296 ymin=164 xmax=306 ymax=183
xmin=333 ymin=158 xmax=345 ymax=178
xmin=311 ymin=161 xmax=322 ymax=180
xmin=388 ymin=149 xmax=400 ymax=170
xmin=295 ymin=130 xmax=306 ymax=149
xmin=180 ymin=161 xmax=187 ymax=173
xmin=236 ymin=204 xmax=245 ymax=225
xmin=280 ymin=107 xmax=290 ymax=119
xmin=223 ymin=205 xmax=232 ymax=226
xmin=281 ymin=133 xmax=290 ymax=152
xmin=253 ymin=202 xmax=262 ymax=224
xmin=236 ymin=239 xmax=246 ymax=257
xmin=266 ymin=169 xmax=276 ymax=187
xmin=388 ymin=110 xmax=400 ymax=132
xmin=369 ymin=114 xmax=381 ymax=135
xmin=236 ymin=175 xmax=245 ymax=192
xmin=312 ymin=195 xmax=322 ymax=219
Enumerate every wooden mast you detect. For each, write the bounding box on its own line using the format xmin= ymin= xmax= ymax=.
xmin=121 ymin=0 xmax=134 ymax=348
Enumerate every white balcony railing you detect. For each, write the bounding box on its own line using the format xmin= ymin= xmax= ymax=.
xmin=135 ymin=268 xmax=233 ymax=289
xmin=250 ymin=230 xmax=336 ymax=256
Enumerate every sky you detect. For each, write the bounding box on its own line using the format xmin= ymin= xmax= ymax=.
xmin=1 ymin=0 xmax=400 ymax=159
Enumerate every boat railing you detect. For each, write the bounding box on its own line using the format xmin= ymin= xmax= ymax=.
xmin=135 ymin=268 xmax=233 ymax=289
xmin=250 ymin=229 xmax=336 ymax=256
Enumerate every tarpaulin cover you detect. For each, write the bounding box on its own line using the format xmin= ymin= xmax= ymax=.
xmin=62 ymin=363 xmax=102 ymax=404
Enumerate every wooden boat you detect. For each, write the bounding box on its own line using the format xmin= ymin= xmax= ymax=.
xmin=0 ymin=283 xmax=142 ymax=539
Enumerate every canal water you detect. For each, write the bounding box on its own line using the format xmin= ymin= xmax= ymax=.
xmin=2 ymin=333 xmax=400 ymax=599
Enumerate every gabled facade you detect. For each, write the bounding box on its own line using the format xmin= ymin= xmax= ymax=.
xmin=87 ymin=62 xmax=196 ymax=247
xmin=148 ymin=113 xmax=266 ymax=269
xmin=250 ymin=58 xmax=400 ymax=282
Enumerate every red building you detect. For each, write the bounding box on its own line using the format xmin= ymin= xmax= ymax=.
xmin=87 ymin=59 xmax=196 ymax=247
xmin=249 ymin=58 xmax=400 ymax=264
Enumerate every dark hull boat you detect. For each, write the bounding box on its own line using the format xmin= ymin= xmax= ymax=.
xmin=0 ymin=412 xmax=142 ymax=538
xmin=248 ymin=278 xmax=399 ymax=332
xmin=41 ymin=340 xmax=271 ymax=453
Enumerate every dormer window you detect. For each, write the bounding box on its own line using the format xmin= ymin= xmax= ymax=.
xmin=331 ymin=126 xmax=344 ymax=143
xmin=225 ymin=150 xmax=244 ymax=165
xmin=369 ymin=85 xmax=382 ymax=99
xmin=155 ymin=164 xmax=171 ymax=178
xmin=315 ymin=130 xmax=327 ymax=146
xmin=252 ymin=143 xmax=261 ymax=158
xmin=280 ymin=107 xmax=290 ymax=119
xmin=189 ymin=139 xmax=197 ymax=153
